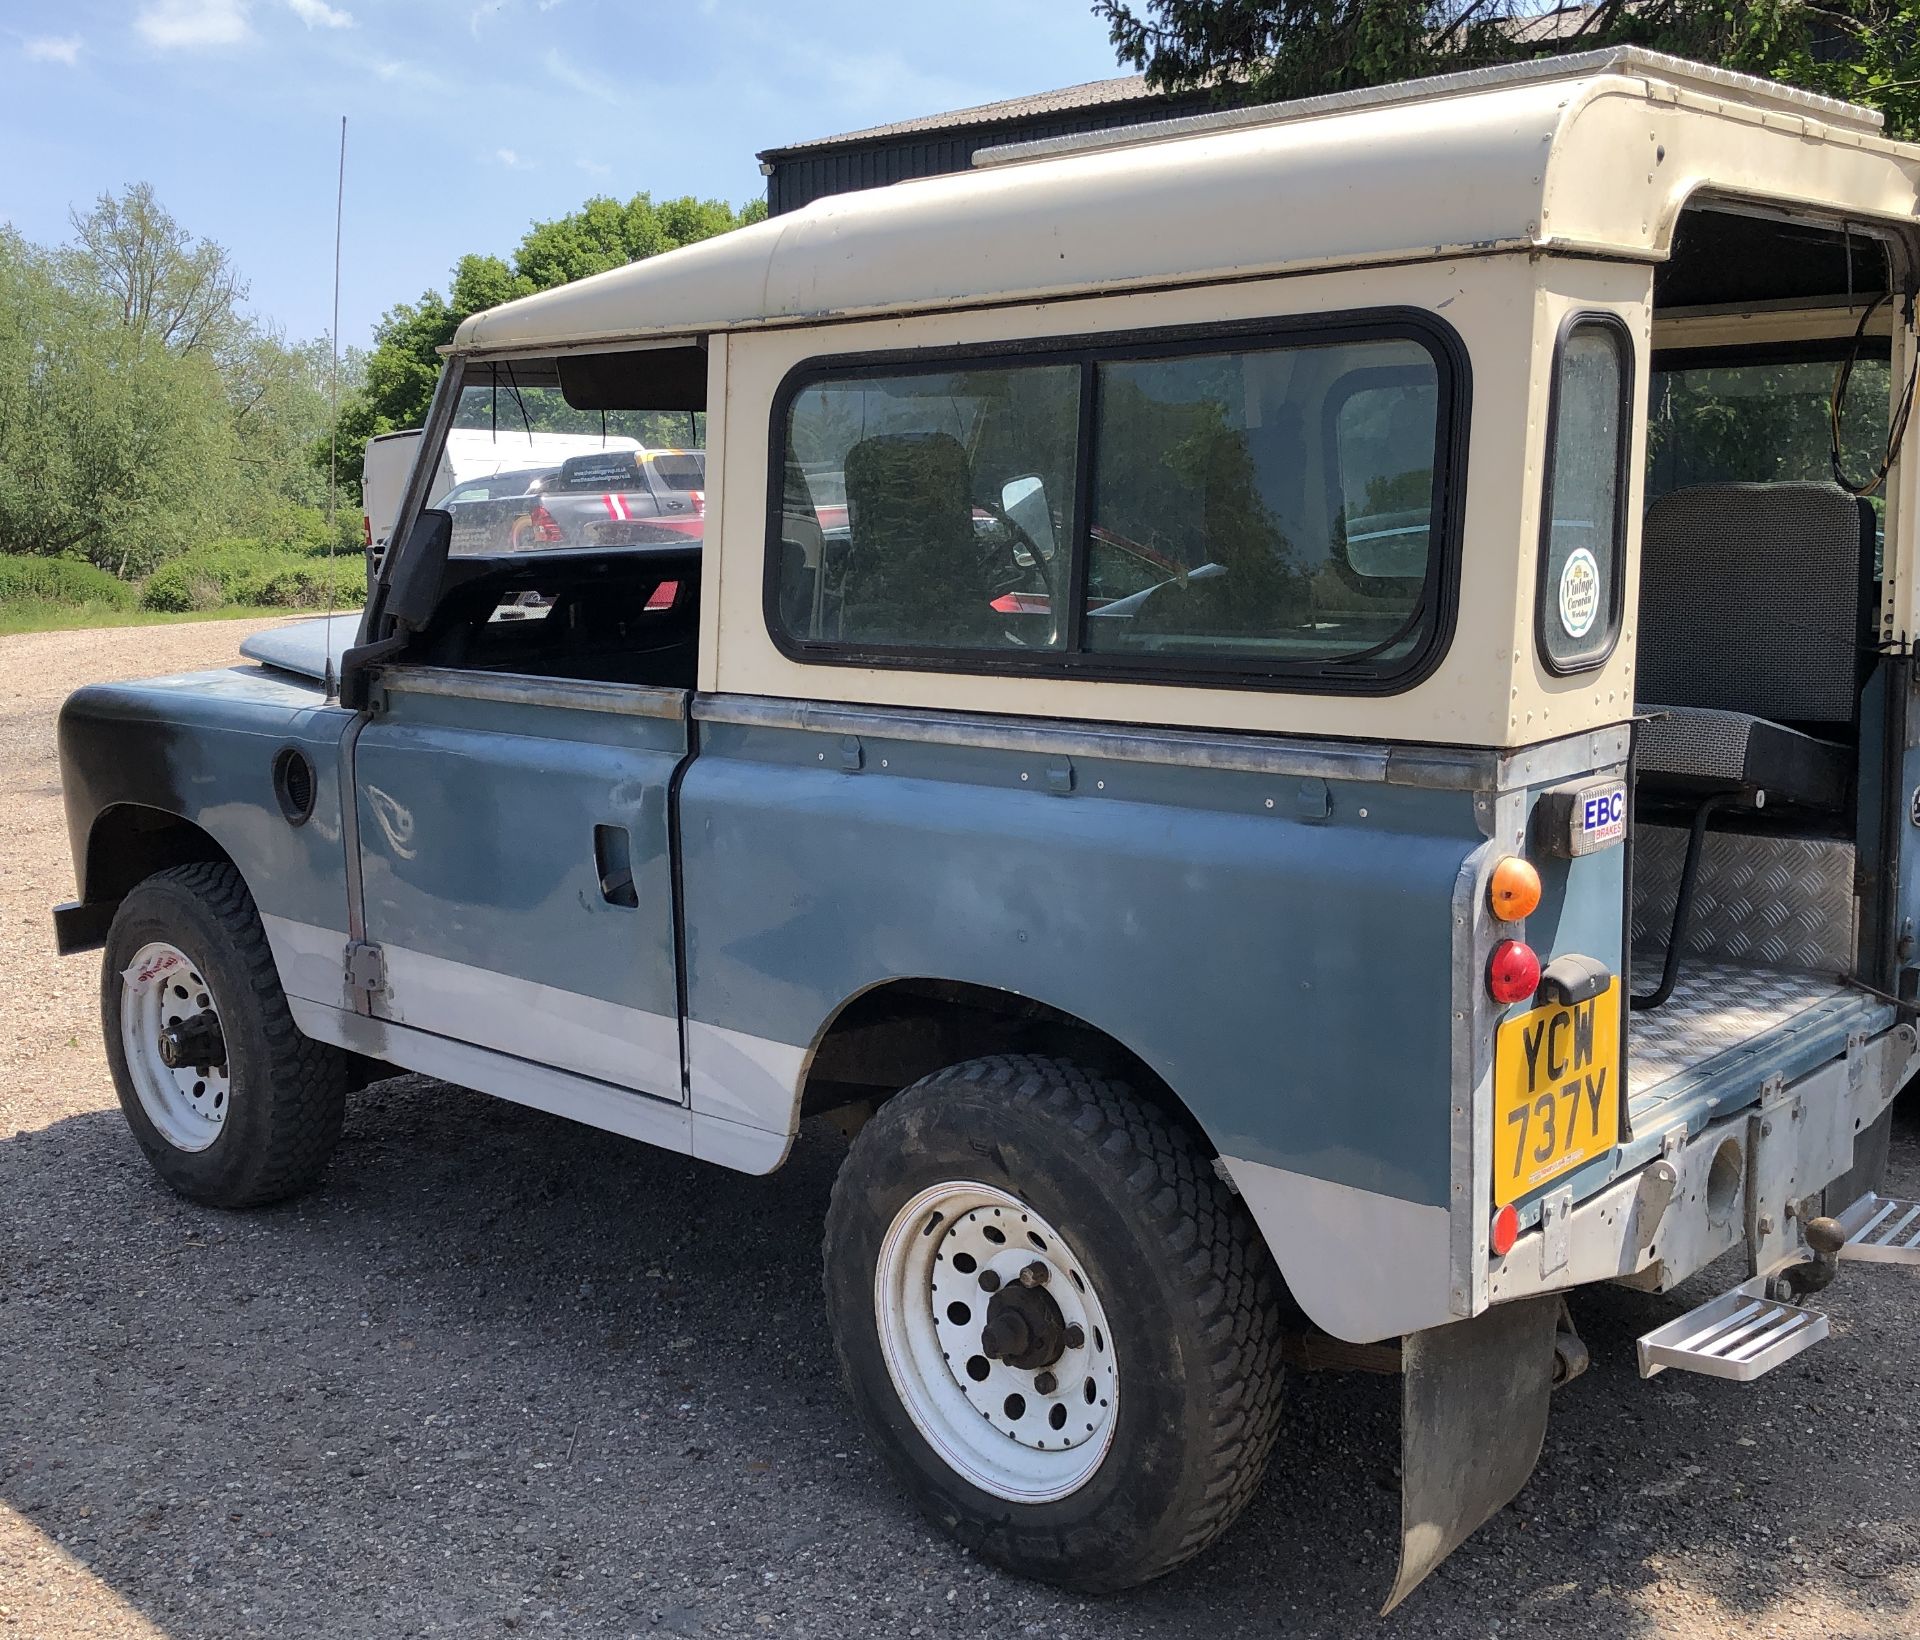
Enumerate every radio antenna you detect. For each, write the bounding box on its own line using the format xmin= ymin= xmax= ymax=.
xmin=324 ymin=114 xmax=347 ymax=701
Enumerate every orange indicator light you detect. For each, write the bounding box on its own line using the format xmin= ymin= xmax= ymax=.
xmin=1489 ymin=856 xmax=1543 ymax=922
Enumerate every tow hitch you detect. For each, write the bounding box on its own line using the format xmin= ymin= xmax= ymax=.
xmin=1770 ymin=1215 xmax=1846 ymax=1300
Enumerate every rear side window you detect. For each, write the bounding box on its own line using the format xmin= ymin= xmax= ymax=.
xmin=647 ymin=453 xmax=707 ymax=492
xmin=554 ymin=451 xmax=647 ymax=492
xmin=767 ymin=316 xmax=1463 ymax=692
xmin=1085 ymin=341 xmax=1440 ymax=666
xmin=1538 ymin=316 xmax=1632 ymax=673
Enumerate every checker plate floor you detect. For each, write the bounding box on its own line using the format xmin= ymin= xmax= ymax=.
xmin=1628 ymin=961 xmax=1853 ymax=1100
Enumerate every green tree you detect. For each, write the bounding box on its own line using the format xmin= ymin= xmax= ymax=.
xmin=1093 ymin=2 xmax=1920 ymax=136
xmin=330 ymin=191 xmax=767 ymax=487
xmin=59 ymin=180 xmax=248 ymax=356
xmin=2 ymin=187 xmax=346 ymax=578
xmin=0 ymin=228 xmax=239 ymax=574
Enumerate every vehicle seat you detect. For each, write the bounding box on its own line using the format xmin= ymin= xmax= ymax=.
xmin=778 ymin=458 xmax=826 ymax=637
xmin=1631 ymin=480 xmax=1873 ymax=1009
xmin=1636 ymin=481 xmax=1873 ymax=813
xmin=841 ymin=431 xmax=986 ymax=644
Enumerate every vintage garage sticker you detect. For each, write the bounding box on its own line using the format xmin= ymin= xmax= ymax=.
xmin=1558 ymin=547 xmax=1601 ymax=639
xmin=124 ymin=949 xmax=186 ymax=993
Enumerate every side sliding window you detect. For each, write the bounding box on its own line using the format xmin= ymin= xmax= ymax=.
xmin=764 ymin=312 xmax=1466 ymax=694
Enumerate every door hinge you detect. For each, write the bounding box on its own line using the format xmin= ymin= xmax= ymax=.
xmin=344 ymin=940 xmax=387 ymax=1009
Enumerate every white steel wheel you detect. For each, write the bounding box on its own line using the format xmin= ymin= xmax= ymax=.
xmin=875 ymin=1180 xmax=1119 ymax=1504
xmin=117 ymin=940 xmax=230 ymax=1153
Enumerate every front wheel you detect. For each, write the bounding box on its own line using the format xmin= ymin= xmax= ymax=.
xmin=102 ymin=862 xmax=347 ymax=1207
xmin=823 ymin=1055 xmax=1284 ymax=1591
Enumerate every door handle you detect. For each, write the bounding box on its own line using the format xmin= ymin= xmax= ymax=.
xmin=593 ymin=824 xmax=639 ymax=908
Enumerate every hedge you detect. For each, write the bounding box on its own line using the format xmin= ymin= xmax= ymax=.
xmin=139 ymin=540 xmax=366 ymax=613
xmin=0 ymin=556 xmax=137 ymax=609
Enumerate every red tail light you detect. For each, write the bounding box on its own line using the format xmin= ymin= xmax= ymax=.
xmin=1487 ymin=939 xmax=1541 ymax=1004
xmin=688 ymin=489 xmax=705 ymax=515
xmin=361 ymin=513 xmax=372 ymax=548
xmin=1490 ymin=1203 xmax=1520 ymax=1258
xmin=529 ymin=503 xmax=565 ymax=543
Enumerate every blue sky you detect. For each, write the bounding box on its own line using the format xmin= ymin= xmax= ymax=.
xmin=1 ymin=1 xmax=1127 ymax=350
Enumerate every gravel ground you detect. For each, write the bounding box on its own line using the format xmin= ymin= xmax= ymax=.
xmin=3 ymin=619 xmax=1918 ymax=1639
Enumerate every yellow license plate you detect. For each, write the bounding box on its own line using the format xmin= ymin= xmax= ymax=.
xmin=1493 ymin=980 xmax=1621 ymax=1206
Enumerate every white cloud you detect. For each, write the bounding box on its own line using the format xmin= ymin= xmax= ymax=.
xmin=370 ymin=56 xmax=446 ymax=91
xmin=494 ymin=147 xmax=532 ymax=168
xmin=575 ymin=157 xmax=611 ymax=177
xmin=543 ymin=46 xmax=620 ymax=105
xmin=136 ymin=0 xmax=252 ymax=49
xmin=24 ymin=35 xmax=83 ymax=66
xmin=285 ymin=0 xmax=354 ymax=27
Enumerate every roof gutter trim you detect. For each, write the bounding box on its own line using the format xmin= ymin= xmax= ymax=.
xmin=444 ymin=238 xmax=1548 ymax=358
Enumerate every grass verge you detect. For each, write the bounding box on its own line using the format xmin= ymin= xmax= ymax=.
xmin=0 ymin=602 xmax=300 ymax=638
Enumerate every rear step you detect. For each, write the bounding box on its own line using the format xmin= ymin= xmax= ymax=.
xmin=1636 ymin=1276 xmax=1828 ymax=1381
xmin=1835 ymin=1195 xmax=1920 ymax=1264
xmin=1635 ymin=1195 xmax=1920 ymax=1382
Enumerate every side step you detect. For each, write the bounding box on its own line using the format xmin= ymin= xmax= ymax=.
xmin=1636 ymin=1276 xmax=1828 ymax=1381
xmin=1835 ymin=1195 xmax=1920 ymax=1264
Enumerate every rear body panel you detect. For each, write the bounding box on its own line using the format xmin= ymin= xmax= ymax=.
xmin=679 ymin=704 xmax=1475 ymax=1209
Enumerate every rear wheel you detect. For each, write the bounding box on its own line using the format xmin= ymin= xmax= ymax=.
xmin=102 ymin=863 xmax=347 ymax=1207
xmin=823 ymin=1054 xmax=1284 ymax=1591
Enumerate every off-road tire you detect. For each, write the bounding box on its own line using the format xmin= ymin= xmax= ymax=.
xmin=102 ymin=862 xmax=347 ymax=1207
xmin=823 ymin=1054 xmax=1285 ymax=1591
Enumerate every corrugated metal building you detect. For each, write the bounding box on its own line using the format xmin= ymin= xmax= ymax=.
xmin=754 ymin=11 xmax=1668 ymax=214
xmin=757 ymin=74 xmax=1217 ymax=215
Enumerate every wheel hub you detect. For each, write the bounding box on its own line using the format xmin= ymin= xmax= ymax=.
xmin=980 ymin=1269 xmax=1067 ymax=1370
xmin=157 ymin=1009 xmax=226 ymax=1072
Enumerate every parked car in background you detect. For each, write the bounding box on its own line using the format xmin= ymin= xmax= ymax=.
xmin=535 ymin=447 xmax=708 ymax=547
xmin=439 ymin=467 xmax=556 ymax=556
xmin=361 ymin=428 xmax=647 ymax=559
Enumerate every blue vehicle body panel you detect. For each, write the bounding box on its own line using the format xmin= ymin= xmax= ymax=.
xmin=57 ymin=665 xmax=354 ymax=951
xmin=352 ymin=678 xmax=688 ymax=1095
xmin=54 ymin=654 xmax=1892 ymax=1342
xmin=679 ymin=715 xmax=1482 ymax=1208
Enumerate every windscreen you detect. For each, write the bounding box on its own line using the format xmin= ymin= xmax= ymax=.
xmin=425 ymin=361 xmax=708 ymax=556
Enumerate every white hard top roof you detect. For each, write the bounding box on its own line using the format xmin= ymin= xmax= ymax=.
xmin=454 ymin=48 xmax=1919 ymax=358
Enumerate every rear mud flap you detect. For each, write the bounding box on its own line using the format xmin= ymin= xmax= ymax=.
xmin=1384 ymin=1294 xmax=1559 ymax=1613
